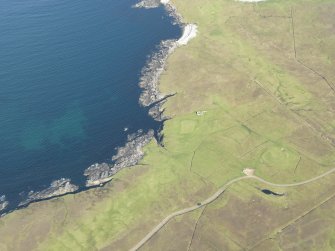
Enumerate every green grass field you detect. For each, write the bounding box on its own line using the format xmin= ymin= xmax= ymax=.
xmin=1 ymin=0 xmax=335 ymax=250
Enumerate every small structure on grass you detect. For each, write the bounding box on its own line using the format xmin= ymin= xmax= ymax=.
xmin=196 ymin=111 xmax=207 ymax=116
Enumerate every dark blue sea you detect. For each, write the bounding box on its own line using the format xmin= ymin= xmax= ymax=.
xmin=0 ymin=0 xmax=181 ymax=212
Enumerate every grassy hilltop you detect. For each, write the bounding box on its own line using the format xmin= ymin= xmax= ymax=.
xmin=1 ymin=0 xmax=335 ymax=250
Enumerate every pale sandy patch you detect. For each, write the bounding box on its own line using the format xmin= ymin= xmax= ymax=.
xmin=177 ymin=24 xmax=198 ymax=46
xmin=243 ymin=168 xmax=255 ymax=176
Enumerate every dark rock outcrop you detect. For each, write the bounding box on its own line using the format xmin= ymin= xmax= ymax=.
xmin=19 ymin=178 xmax=78 ymax=206
xmin=84 ymin=163 xmax=114 ymax=187
xmin=148 ymin=102 xmax=166 ymax=121
xmin=113 ymin=129 xmax=154 ymax=169
xmin=84 ymin=130 xmax=155 ymax=187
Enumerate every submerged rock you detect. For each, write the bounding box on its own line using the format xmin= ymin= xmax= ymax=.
xmin=0 ymin=195 xmax=9 ymax=212
xmin=84 ymin=130 xmax=155 ymax=187
xmin=19 ymin=178 xmax=78 ymax=206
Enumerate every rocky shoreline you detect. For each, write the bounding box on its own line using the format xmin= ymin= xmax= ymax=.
xmin=134 ymin=3 xmax=178 ymax=113
xmin=137 ymin=1 xmax=196 ymax=119
xmin=82 ymin=0 xmax=189 ymax=187
xmin=0 ymin=195 xmax=9 ymax=213
xmin=134 ymin=0 xmax=182 ymax=24
xmin=84 ymin=130 xmax=155 ymax=187
xmin=11 ymin=119 xmax=156 ymax=211
xmin=84 ymin=0 xmax=198 ymax=186
xmin=19 ymin=178 xmax=78 ymax=207
xmin=139 ymin=39 xmax=177 ymax=107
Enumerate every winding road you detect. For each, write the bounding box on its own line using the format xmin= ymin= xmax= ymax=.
xmin=129 ymin=167 xmax=335 ymax=251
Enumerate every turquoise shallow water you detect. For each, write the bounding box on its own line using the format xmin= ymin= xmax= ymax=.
xmin=0 ymin=0 xmax=181 ymax=212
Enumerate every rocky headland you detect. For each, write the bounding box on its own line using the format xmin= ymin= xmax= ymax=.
xmin=84 ymin=130 xmax=155 ymax=187
xmin=19 ymin=178 xmax=78 ymax=207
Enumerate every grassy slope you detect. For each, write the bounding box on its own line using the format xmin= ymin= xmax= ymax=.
xmin=0 ymin=0 xmax=335 ymax=250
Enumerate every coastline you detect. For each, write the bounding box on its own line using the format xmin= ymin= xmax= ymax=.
xmin=83 ymin=0 xmax=198 ymax=187
xmin=2 ymin=0 xmax=335 ymax=249
xmin=0 ymin=196 xmax=8 ymax=213
xmin=0 ymin=0 xmax=196 ymax=216
xmin=138 ymin=1 xmax=197 ymax=125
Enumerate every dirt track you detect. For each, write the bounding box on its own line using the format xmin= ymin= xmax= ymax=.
xmin=130 ymin=167 xmax=335 ymax=251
